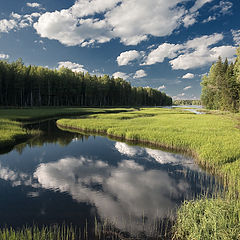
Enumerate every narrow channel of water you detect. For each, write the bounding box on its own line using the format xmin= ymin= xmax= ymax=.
xmin=0 ymin=119 xmax=221 ymax=238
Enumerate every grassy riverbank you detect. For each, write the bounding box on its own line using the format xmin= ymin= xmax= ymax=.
xmin=0 ymin=107 xmax=132 ymax=150
xmin=57 ymin=107 xmax=240 ymax=239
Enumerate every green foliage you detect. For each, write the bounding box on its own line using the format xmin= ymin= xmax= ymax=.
xmin=173 ymin=99 xmax=201 ymax=105
xmin=0 ymin=59 xmax=172 ymax=107
xmin=0 ymin=119 xmax=35 ymax=150
xmin=0 ymin=225 xmax=77 ymax=240
xmin=173 ymin=197 xmax=240 ymax=240
xmin=201 ymin=47 xmax=240 ymax=112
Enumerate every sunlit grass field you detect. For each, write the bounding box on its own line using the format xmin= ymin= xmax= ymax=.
xmin=57 ymin=108 xmax=240 ymax=240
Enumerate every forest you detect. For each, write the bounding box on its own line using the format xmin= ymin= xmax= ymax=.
xmin=0 ymin=59 xmax=172 ymax=107
xmin=201 ymin=47 xmax=240 ymax=111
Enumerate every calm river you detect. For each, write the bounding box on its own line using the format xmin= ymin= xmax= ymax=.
xmin=0 ymin=119 xmax=220 ymax=238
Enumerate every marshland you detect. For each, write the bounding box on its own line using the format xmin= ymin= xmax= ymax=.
xmin=0 ymin=10 xmax=240 ymax=238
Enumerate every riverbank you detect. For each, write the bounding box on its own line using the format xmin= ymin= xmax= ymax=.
xmin=0 ymin=107 xmax=132 ymax=151
xmin=56 ymin=107 xmax=240 ymax=239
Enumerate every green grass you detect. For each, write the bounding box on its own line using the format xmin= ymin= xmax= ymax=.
xmin=0 ymin=107 xmax=132 ymax=150
xmin=0 ymin=119 xmax=37 ymax=150
xmin=173 ymin=197 xmax=240 ymax=240
xmin=0 ymin=225 xmax=77 ymax=240
xmin=0 ymin=107 xmax=133 ymax=121
xmin=56 ymin=107 xmax=240 ymax=239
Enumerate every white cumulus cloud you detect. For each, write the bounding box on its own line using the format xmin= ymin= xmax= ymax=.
xmin=144 ymin=33 xmax=236 ymax=70
xmin=182 ymin=73 xmax=195 ymax=79
xmin=33 ymin=0 xmax=213 ymax=47
xmin=133 ymin=69 xmax=147 ymax=79
xmin=144 ymin=43 xmax=182 ymax=65
xmin=117 ymin=50 xmax=141 ymax=66
xmin=170 ymin=34 xmax=236 ymax=70
xmin=26 ymin=3 xmax=41 ymax=8
xmin=58 ymin=61 xmax=88 ymax=73
xmin=0 ymin=19 xmax=17 ymax=33
xmin=183 ymin=13 xmax=198 ymax=28
xmin=112 ymin=71 xmax=129 ymax=80
xmin=34 ymin=10 xmax=112 ymax=47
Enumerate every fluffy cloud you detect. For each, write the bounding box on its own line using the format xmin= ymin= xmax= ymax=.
xmin=183 ymin=86 xmax=192 ymax=90
xmin=34 ymin=10 xmax=112 ymax=47
xmin=144 ymin=43 xmax=182 ymax=65
xmin=112 ymin=71 xmax=129 ymax=80
xmin=58 ymin=61 xmax=88 ymax=73
xmin=144 ymin=33 xmax=236 ymax=70
xmin=133 ymin=69 xmax=147 ymax=79
xmin=33 ymin=0 xmax=214 ymax=47
xmin=117 ymin=50 xmax=141 ymax=66
xmin=0 ymin=53 xmax=10 ymax=59
xmin=170 ymin=34 xmax=236 ymax=70
xmin=0 ymin=12 xmax=41 ymax=33
xmin=0 ymin=19 xmax=17 ymax=33
xmin=26 ymin=2 xmax=41 ymax=8
xmin=105 ymin=0 xmax=185 ymax=45
xmin=182 ymin=73 xmax=195 ymax=79
xmin=183 ymin=13 xmax=198 ymax=28
xmin=71 ymin=0 xmax=121 ymax=18
xmin=232 ymin=30 xmax=240 ymax=46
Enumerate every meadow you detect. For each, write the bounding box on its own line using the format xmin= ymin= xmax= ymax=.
xmin=57 ymin=107 xmax=240 ymax=240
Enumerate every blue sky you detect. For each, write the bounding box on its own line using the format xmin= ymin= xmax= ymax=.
xmin=0 ymin=0 xmax=239 ymax=99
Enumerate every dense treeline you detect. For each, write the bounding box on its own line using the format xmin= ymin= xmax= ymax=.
xmin=201 ymin=47 xmax=240 ymax=112
xmin=0 ymin=59 xmax=172 ymax=107
xmin=173 ymin=100 xmax=201 ymax=106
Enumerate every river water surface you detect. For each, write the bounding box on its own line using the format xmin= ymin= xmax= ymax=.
xmin=0 ymin=119 xmax=220 ymax=237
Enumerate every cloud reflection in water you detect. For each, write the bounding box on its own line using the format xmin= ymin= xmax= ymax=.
xmin=34 ymin=154 xmax=190 ymax=232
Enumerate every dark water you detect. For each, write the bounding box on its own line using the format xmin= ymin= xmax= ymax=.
xmin=0 ymin=120 xmax=220 ymax=236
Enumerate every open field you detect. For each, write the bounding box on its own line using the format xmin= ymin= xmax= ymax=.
xmin=57 ymin=107 xmax=240 ymax=240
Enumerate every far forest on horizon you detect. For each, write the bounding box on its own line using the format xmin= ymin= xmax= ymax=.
xmin=0 ymin=59 xmax=172 ymax=108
